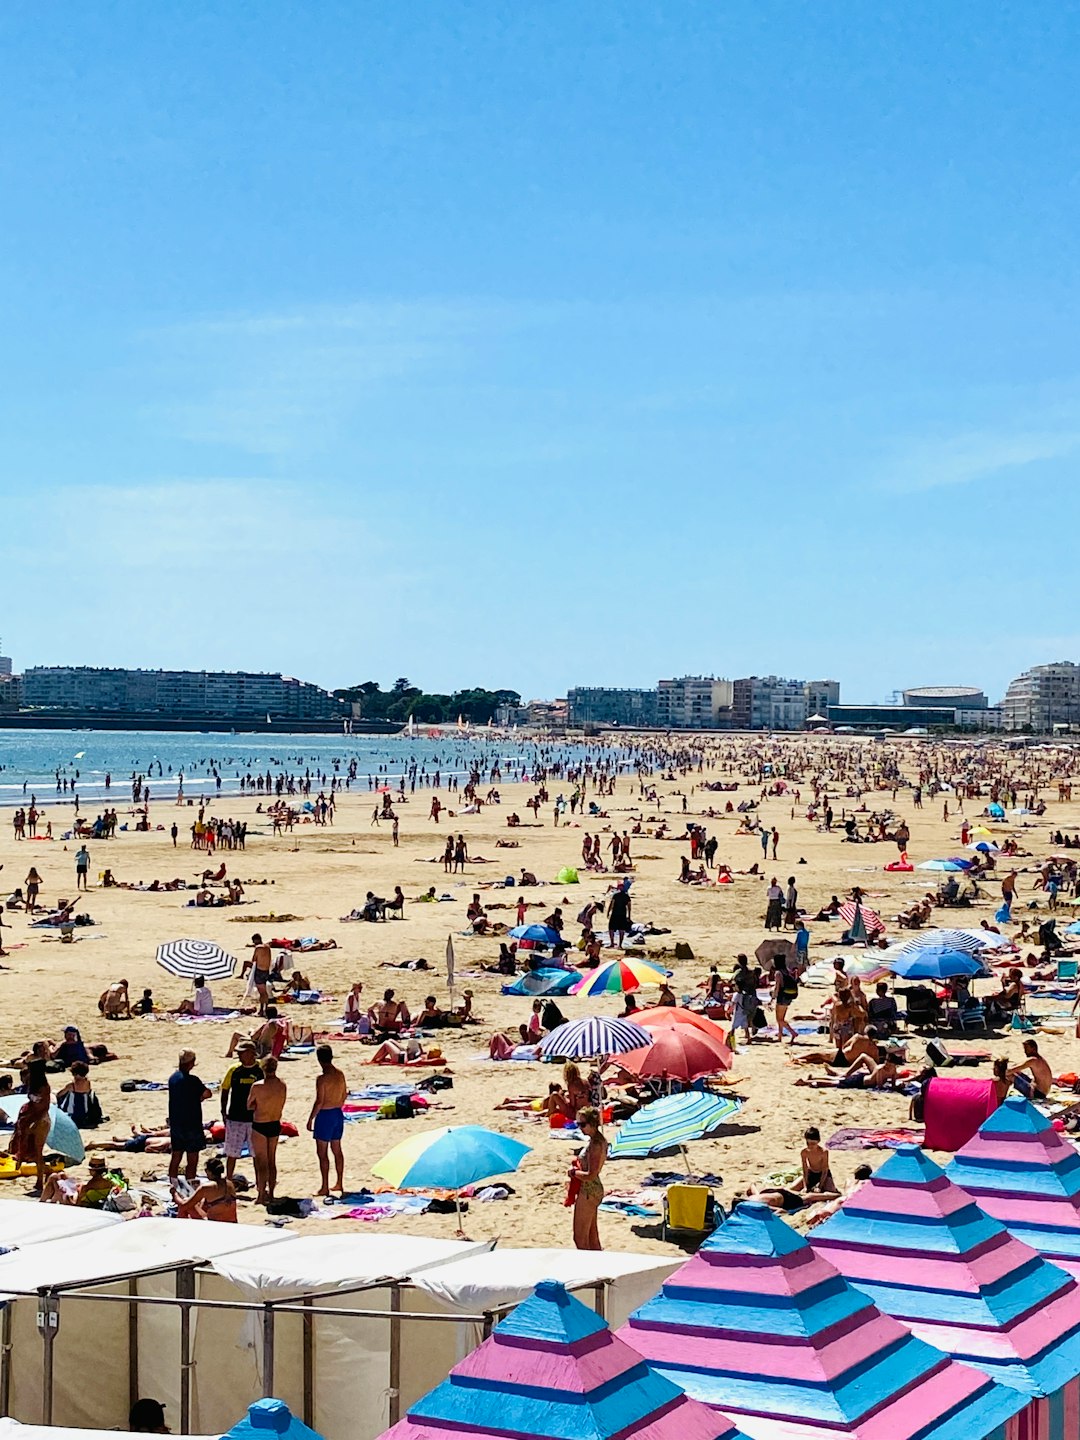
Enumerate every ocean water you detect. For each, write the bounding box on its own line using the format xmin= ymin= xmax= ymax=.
xmin=0 ymin=728 xmax=622 ymax=808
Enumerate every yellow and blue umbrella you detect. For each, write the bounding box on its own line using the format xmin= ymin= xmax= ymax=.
xmin=373 ymin=1125 xmax=530 ymax=1190
xmin=571 ymin=956 xmax=671 ymax=996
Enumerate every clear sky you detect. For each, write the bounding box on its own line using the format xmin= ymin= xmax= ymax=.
xmin=2 ymin=2 xmax=1078 ymax=703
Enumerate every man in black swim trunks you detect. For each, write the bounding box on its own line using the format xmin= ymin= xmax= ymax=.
xmin=247 ymin=1055 xmax=286 ymax=1205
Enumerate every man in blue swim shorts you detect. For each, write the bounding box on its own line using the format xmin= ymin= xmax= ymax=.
xmin=308 ymin=1043 xmax=347 ymax=1195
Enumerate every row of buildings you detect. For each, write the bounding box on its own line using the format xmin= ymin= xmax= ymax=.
xmin=567 ymin=676 xmax=843 ymax=731
xmin=0 ymin=665 xmax=346 ymax=723
xmin=567 ymin=669 xmax=1080 ymax=733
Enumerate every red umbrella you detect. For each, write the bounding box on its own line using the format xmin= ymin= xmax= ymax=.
xmin=839 ymin=899 xmax=886 ymax=935
xmin=617 ymin=1025 xmax=733 ymax=1082
xmin=633 ymin=1005 xmax=728 ymax=1040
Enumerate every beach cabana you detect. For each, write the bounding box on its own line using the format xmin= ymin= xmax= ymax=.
xmin=812 ymin=1143 xmax=1080 ymax=1407
xmin=618 ymin=1201 xmax=1026 ymax=1440
xmin=377 ymin=1278 xmax=749 ymax=1440
xmin=947 ymin=1096 xmax=1080 ymax=1279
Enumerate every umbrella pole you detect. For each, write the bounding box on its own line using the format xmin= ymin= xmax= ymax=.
xmin=455 ymin=1189 xmax=467 ymax=1239
xmin=681 ymin=1143 xmax=692 ymax=1179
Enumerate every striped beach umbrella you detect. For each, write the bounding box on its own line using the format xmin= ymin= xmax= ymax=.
xmin=887 ymin=947 xmax=985 ymax=980
xmin=571 ymin=956 xmax=671 ymax=996
xmin=376 ymin=1278 xmax=750 ymax=1440
xmin=539 ymin=1016 xmax=651 ymax=1059
xmin=609 ymin=1092 xmax=741 ymax=1163
xmin=155 ymin=938 xmax=237 ymax=980
xmin=838 ymin=898 xmax=886 ymax=936
xmin=948 ymin=1098 xmax=1080 ymax=1280
xmin=619 ymin=1202 xmax=1026 ymax=1440
xmin=891 ymin=928 xmax=996 ymax=957
xmin=813 ymin=1144 xmax=1080 ymax=1405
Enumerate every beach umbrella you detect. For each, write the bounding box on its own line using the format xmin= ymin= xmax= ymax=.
xmin=634 ymin=1005 xmax=732 ymax=1039
xmin=0 ymin=1097 xmax=85 ymax=1163
xmin=890 ymin=928 xmax=993 ymax=958
xmin=156 ymin=938 xmax=237 ymax=981
xmin=948 ymin=1097 xmax=1080 ymax=1280
xmin=373 ymin=1125 xmax=530 ymax=1231
xmin=972 ymin=825 xmax=994 ymax=836
xmin=969 ymin=841 xmax=1001 ymax=853
xmin=571 ymin=955 xmax=671 ymax=996
xmin=225 ymin=1400 xmax=323 ymax=1440
xmin=755 ymin=937 xmax=795 ymax=967
xmin=539 ymin=1015 xmax=651 ymax=1059
xmin=838 ymin=898 xmax=886 ymax=936
xmin=508 ymin=924 xmax=562 ymax=945
xmin=609 ymin=1091 xmax=741 ymax=1168
xmin=376 ymin=1278 xmax=751 ymax=1440
xmin=617 ymin=1027 xmax=734 ymax=1084
xmin=813 ymin=1144 xmax=1080 ymax=1402
xmin=916 ymin=858 xmax=970 ymax=872
xmin=618 ymin=1203 xmax=1025 ymax=1440
xmin=887 ymin=947 xmax=985 ymax=980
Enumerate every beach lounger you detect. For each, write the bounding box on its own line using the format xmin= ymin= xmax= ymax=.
xmin=661 ymin=1183 xmax=722 ymax=1242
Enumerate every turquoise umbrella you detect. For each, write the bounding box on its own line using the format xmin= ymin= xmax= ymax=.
xmin=609 ymin=1092 xmax=742 ymax=1172
xmin=0 ymin=1096 xmax=85 ymax=1163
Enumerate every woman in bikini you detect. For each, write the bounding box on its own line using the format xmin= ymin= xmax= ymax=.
xmin=177 ymin=1155 xmax=237 ymax=1222
xmin=570 ymin=1107 xmax=608 ymax=1251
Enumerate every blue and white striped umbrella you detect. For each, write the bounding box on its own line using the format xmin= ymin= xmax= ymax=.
xmin=609 ymin=1091 xmax=742 ymax=1160
xmin=539 ymin=1016 xmax=652 ymax=1059
xmin=890 ymin=928 xmax=992 ymax=959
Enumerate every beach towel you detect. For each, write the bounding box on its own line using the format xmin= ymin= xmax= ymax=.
xmin=826 ymin=1126 xmax=925 ymax=1151
xmin=923 ymin=1076 xmax=999 ymax=1151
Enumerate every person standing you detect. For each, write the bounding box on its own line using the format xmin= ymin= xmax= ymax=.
xmin=771 ymin=955 xmax=800 ymax=1044
xmin=569 ymin=1107 xmax=608 ymax=1251
xmin=308 ymin=1044 xmax=347 ymax=1196
xmin=248 ymin=934 xmax=273 ymax=1015
xmin=764 ymin=877 xmax=784 ymax=931
xmin=168 ymin=1049 xmax=211 ymax=1183
xmin=607 ymin=883 xmax=630 ymax=948
xmin=170 ymin=822 xmax=179 ymax=848
xmin=220 ymin=1042 xmax=262 ymax=1180
xmin=391 ymin=815 xmax=399 ymax=848
xmin=74 ymin=845 xmax=91 ymax=891
xmin=248 ymin=1056 xmax=287 ymax=1206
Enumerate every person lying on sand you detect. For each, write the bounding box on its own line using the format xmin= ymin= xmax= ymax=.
xmin=794 ymin=1048 xmax=903 ymax=1090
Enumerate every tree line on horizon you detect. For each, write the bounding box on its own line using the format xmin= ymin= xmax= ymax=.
xmin=332 ymin=677 xmax=522 ymax=725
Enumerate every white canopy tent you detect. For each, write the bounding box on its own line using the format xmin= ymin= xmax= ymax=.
xmin=0 ymin=1200 xmax=121 ymax=1249
xmin=0 ymin=1222 xmax=681 ymax=1440
xmin=197 ymin=1235 xmax=491 ymax=1440
xmin=0 ymin=1424 xmax=219 ymax=1440
xmin=0 ymin=1218 xmax=295 ymax=1431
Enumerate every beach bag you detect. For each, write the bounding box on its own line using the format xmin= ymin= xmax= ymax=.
xmin=995 ymin=905 xmax=1012 ymax=924
xmin=394 ymin=1095 xmax=415 ymax=1119
xmin=419 ymin=1074 xmax=453 ymax=1092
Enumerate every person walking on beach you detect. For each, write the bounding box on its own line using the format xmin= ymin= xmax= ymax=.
xmin=771 ymin=955 xmax=800 ymax=1044
xmin=308 ymin=1044 xmax=347 ymax=1196
xmin=220 ymin=1042 xmax=262 ymax=1181
xmin=75 ymin=845 xmax=90 ymax=891
xmin=248 ymin=1056 xmax=286 ymax=1205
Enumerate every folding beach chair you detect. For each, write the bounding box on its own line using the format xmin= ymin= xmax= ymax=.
xmin=662 ymin=1183 xmax=723 ymax=1242
xmin=1057 ymin=958 xmax=1078 ymax=981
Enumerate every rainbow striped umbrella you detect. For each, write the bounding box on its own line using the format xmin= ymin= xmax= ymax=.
xmin=571 ymin=955 xmax=671 ymax=996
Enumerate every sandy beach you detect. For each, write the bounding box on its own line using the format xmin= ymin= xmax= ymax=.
xmin=2 ymin=735 xmax=1078 ymax=1255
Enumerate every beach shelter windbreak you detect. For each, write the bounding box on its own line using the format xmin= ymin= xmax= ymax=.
xmin=811 ymin=1143 xmax=1080 ymax=1406
xmin=947 ymin=1096 xmax=1080 ymax=1280
xmin=618 ymin=1201 xmax=1027 ymax=1440
xmin=376 ymin=1277 xmax=749 ymax=1440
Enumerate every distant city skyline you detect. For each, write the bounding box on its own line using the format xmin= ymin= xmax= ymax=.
xmin=2 ymin=6 xmax=1078 ymax=693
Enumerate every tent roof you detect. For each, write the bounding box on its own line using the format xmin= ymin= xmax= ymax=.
xmin=210 ymin=1234 xmax=492 ymax=1300
xmin=0 ymin=1423 xmax=219 ymax=1440
xmin=405 ymin=1247 xmax=681 ymax=1315
xmin=619 ymin=1202 xmax=1026 ymax=1440
xmin=0 ymin=1216 xmax=294 ymax=1295
xmin=379 ymin=1278 xmax=748 ymax=1440
xmin=812 ymin=1144 xmax=1080 ymax=1397
xmin=0 ymin=1198 xmax=122 ymax=1249
xmin=947 ymin=1097 xmax=1080 ymax=1277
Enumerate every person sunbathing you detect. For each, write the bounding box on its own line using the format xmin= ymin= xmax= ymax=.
xmin=795 ymin=1048 xmax=903 ymax=1090
xmin=368 ymin=1037 xmax=442 ymax=1065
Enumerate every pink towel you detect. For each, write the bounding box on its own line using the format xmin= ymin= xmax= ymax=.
xmin=924 ymin=1077 xmax=999 ymax=1151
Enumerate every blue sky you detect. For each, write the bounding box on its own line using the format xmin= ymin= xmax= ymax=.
xmin=2 ymin=2 xmax=1078 ymax=703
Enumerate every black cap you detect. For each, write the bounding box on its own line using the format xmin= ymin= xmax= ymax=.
xmin=130 ymin=1398 xmax=167 ymax=1432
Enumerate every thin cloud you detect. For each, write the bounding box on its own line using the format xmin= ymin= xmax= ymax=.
xmin=880 ymin=427 xmax=1080 ymax=493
